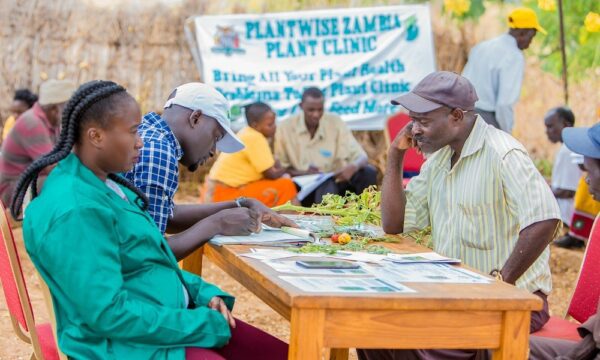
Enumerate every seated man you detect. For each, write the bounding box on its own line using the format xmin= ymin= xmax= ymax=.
xmin=0 ymin=79 xmax=75 ymax=205
xmin=206 ymin=102 xmax=298 ymax=207
xmin=529 ymin=123 xmax=600 ymax=360
xmin=544 ymin=107 xmax=583 ymax=248
xmin=274 ymin=87 xmax=377 ymax=206
xmin=360 ymin=71 xmax=561 ymax=360
xmin=126 ymin=83 xmax=296 ymax=274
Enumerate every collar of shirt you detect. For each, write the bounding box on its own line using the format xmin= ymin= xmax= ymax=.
xmin=293 ymin=111 xmax=326 ymax=141
xmin=432 ymin=116 xmax=488 ymax=172
xmin=60 ymin=152 xmax=146 ymax=210
xmin=500 ymin=33 xmax=520 ymax=50
xmin=141 ymin=112 xmax=183 ymax=160
xmin=31 ymin=102 xmax=57 ymax=133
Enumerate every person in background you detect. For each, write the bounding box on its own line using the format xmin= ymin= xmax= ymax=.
xmin=3 ymin=89 xmax=38 ymax=140
xmin=544 ymin=107 xmax=583 ymax=248
xmin=564 ymin=154 xmax=600 ymax=248
xmin=463 ymin=7 xmax=546 ymax=133
xmin=274 ymin=87 xmax=377 ymax=206
xmin=529 ymin=123 xmax=600 ymax=360
xmin=0 ymin=79 xmax=75 ymax=206
xmin=205 ymin=102 xmax=298 ymax=207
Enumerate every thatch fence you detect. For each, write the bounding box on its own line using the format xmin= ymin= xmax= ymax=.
xmin=0 ymin=0 xmax=486 ymax=186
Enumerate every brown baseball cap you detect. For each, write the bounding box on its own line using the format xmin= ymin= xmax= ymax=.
xmin=391 ymin=71 xmax=478 ymax=113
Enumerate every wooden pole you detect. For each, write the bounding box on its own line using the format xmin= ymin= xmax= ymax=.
xmin=557 ymin=0 xmax=569 ymax=104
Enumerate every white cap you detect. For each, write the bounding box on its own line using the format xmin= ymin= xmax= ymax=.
xmin=164 ymin=82 xmax=244 ymax=153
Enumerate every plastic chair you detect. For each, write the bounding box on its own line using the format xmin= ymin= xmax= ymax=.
xmin=384 ymin=112 xmax=425 ymax=179
xmin=0 ymin=204 xmax=61 ymax=360
xmin=533 ymin=216 xmax=600 ymax=341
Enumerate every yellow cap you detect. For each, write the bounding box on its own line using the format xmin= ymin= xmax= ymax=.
xmin=508 ymin=7 xmax=547 ymax=35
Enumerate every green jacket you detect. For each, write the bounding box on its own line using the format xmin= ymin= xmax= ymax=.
xmin=24 ymin=153 xmax=234 ymax=359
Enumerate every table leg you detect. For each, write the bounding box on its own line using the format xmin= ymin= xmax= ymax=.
xmin=181 ymin=247 xmax=204 ymax=276
xmin=289 ymin=308 xmax=326 ymax=360
xmin=330 ymin=348 xmax=349 ymax=360
xmin=492 ymin=311 xmax=530 ymax=360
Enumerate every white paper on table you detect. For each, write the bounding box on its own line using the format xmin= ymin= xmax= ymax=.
xmin=366 ymin=263 xmax=491 ymax=284
xmin=238 ymin=248 xmax=327 ymax=261
xmin=263 ymin=260 xmax=370 ymax=276
xmin=210 ymin=229 xmax=310 ymax=246
xmin=279 ymin=276 xmax=415 ymax=293
xmin=328 ymin=251 xmax=389 ymax=263
xmin=293 ymin=172 xmax=335 ymax=201
xmin=385 ymin=252 xmax=461 ymax=264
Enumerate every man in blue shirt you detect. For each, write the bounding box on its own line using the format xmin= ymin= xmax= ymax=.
xmin=462 ymin=7 xmax=546 ymax=133
xmin=126 ymin=83 xmax=296 ymax=262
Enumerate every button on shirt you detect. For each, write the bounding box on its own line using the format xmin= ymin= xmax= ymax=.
xmin=274 ymin=112 xmax=366 ymax=173
xmin=404 ymin=117 xmax=560 ymax=294
xmin=462 ymin=34 xmax=525 ymax=133
xmin=125 ymin=112 xmax=182 ymax=234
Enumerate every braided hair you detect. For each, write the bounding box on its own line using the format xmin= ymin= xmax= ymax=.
xmin=10 ymin=80 xmax=149 ymax=219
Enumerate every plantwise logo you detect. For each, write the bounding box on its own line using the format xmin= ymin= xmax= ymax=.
xmin=211 ymin=25 xmax=246 ymax=56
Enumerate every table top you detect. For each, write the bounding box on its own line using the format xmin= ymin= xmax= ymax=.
xmin=205 ymin=234 xmax=543 ymax=314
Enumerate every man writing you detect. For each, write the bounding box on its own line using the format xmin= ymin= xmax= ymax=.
xmin=359 ymin=71 xmax=561 ymax=360
xmin=126 ymin=83 xmax=295 ymax=272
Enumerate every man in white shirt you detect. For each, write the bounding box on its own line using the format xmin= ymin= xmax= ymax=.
xmin=545 ymin=107 xmax=584 ymax=248
xmin=462 ymin=7 xmax=546 ymax=133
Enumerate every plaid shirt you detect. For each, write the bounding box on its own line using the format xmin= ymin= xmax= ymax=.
xmin=125 ymin=112 xmax=182 ymax=234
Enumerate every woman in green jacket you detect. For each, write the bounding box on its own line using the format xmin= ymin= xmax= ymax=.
xmin=10 ymin=80 xmax=288 ymax=360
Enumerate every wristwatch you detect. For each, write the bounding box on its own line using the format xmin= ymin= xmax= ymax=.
xmin=490 ymin=269 xmax=504 ymax=282
xmin=234 ymin=196 xmax=247 ymax=208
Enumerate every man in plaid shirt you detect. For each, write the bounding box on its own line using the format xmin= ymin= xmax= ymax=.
xmin=126 ymin=83 xmax=296 ymax=260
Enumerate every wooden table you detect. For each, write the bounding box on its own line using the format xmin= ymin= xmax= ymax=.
xmin=204 ymin=236 xmax=542 ymax=360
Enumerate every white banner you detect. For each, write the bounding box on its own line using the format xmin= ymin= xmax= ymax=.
xmin=191 ymin=5 xmax=436 ymax=130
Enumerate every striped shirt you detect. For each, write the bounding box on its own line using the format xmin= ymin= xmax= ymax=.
xmin=404 ymin=117 xmax=560 ymax=294
xmin=125 ymin=112 xmax=182 ymax=234
xmin=0 ymin=103 xmax=59 ymax=205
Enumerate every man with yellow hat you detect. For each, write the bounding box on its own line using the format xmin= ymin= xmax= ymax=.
xmin=0 ymin=79 xmax=75 ymax=205
xmin=463 ymin=7 xmax=546 ymax=133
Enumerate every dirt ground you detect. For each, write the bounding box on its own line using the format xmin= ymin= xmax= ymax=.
xmin=0 ymin=222 xmax=585 ymax=359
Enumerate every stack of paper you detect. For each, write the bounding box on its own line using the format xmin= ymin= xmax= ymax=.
xmin=385 ymin=252 xmax=461 ymax=264
xmin=210 ymin=229 xmax=312 ymax=246
xmin=293 ymin=173 xmax=335 ymax=201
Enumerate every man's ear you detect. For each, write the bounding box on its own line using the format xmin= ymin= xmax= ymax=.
xmin=189 ymin=110 xmax=203 ymax=128
xmin=86 ymin=127 xmax=104 ymax=149
xmin=450 ymin=108 xmax=464 ymax=123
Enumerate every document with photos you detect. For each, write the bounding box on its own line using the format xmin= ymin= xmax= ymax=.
xmin=263 ymin=260 xmax=370 ymax=276
xmin=368 ymin=263 xmax=491 ymax=284
xmin=280 ymin=276 xmax=415 ymax=293
xmin=385 ymin=252 xmax=461 ymax=264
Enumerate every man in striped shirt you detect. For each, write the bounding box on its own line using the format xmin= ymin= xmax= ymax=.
xmin=0 ymin=80 xmax=75 ymax=206
xmin=359 ymin=72 xmax=561 ymax=360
